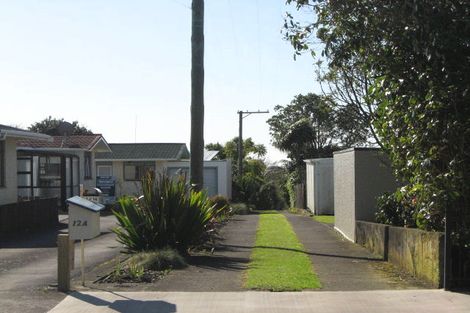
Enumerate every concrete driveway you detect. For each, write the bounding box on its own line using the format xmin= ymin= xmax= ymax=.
xmin=0 ymin=215 xmax=122 ymax=313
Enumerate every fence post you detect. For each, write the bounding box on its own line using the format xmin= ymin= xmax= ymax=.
xmin=58 ymin=234 xmax=73 ymax=292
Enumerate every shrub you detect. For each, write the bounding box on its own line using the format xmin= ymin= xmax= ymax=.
xmin=112 ymin=172 xmax=223 ymax=253
xmin=375 ymin=188 xmax=417 ymax=228
xmin=232 ymin=173 xmax=264 ymax=205
xmin=256 ymin=182 xmax=282 ymax=210
xmin=126 ymin=249 xmax=187 ymax=271
xmin=230 ymin=203 xmax=251 ymax=215
xmin=208 ymin=195 xmax=231 ymax=218
xmin=209 ymin=195 xmax=229 ymax=210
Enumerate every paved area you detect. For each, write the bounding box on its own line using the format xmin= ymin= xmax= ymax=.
xmin=284 ymin=213 xmax=424 ymax=290
xmin=48 ymin=290 xmax=470 ymax=313
xmin=0 ymin=215 xmax=122 ymax=313
xmin=134 ymin=214 xmax=258 ymax=291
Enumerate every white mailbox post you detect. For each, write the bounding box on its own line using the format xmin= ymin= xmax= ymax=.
xmin=66 ymin=196 xmax=105 ymax=286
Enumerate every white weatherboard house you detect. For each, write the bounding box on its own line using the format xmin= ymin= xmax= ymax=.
xmin=0 ymin=125 xmax=51 ymax=205
xmin=304 ymin=158 xmax=334 ymax=215
xmin=94 ymin=143 xmax=232 ymax=199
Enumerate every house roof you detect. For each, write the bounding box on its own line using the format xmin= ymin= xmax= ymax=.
xmin=17 ymin=134 xmax=110 ymax=151
xmin=95 ymin=143 xmax=190 ymax=161
xmin=0 ymin=124 xmax=51 ymax=141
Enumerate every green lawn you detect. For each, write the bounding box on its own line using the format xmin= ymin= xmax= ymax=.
xmin=245 ymin=211 xmax=321 ymax=291
xmin=313 ymin=215 xmax=335 ymax=224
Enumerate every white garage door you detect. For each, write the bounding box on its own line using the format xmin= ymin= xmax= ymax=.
xmin=167 ymin=167 xmax=218 ymax=196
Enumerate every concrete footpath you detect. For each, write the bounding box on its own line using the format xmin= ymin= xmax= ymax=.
xmin=48 ymin=290 xmax=470 ymax=313
xmin=284 ymin=213 xmax=423 ymax=290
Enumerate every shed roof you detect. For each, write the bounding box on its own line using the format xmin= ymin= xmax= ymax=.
xmin=95 ymin=143 xmax=190 ymax=161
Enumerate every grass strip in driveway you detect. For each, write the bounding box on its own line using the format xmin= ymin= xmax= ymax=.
xmin=313 ymin=215 xmax=335 ymax=224
xmin=245 ymin=211 xmax=321 ymax=291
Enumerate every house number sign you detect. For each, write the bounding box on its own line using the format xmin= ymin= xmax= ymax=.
xmin=72 ymin=219 xmax=88 ymax=227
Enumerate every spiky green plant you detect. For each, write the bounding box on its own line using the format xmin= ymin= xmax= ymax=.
xmin=112 ymin=172 xmax=223 ymax=253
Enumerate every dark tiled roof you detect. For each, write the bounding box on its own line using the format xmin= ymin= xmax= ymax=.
xmin=95 ymin=143 xmax=190 ymax=160
xmin=17 ymin=135 xmax=104 ymax=150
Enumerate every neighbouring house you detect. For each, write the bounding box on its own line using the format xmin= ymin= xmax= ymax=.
xmin=333 ymin=147 xmax=398 ymax=241
xmin=304 ymin=158 xmax=334 ymax=215
xmin=16 ymin=134 xmax=112 ymax=208
xmin=0 ymin=124 xmax=58 ymax=233
xmin=94 ymin=143 xmax=232 ymax=199
xmin=0 ymin=124 xmax=51 ymax=205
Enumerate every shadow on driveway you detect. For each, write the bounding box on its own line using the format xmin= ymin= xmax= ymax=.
xmin=219 ymin=244 xmax=383 ymax=262
xmin=69 ymin=292 xmax=176 ymax=313
xmin=0 ymin=222 xmax=68 ymax=249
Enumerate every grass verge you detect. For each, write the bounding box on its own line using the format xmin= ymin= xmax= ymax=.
xmin=313 ymin=215 xmax=335 ymax=224
xmin=245 ymin=211 xmax=321 ymax=291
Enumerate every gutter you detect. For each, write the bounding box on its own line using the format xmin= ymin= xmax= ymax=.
xmin=1 ymin=129 xmax=52 ymax=141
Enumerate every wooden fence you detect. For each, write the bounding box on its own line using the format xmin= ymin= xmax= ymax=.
xmin=0 ymin=198 xmax=58 ymax=233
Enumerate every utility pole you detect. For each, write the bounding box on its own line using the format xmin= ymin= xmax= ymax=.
xmin=237 ymin=110 xmax=269 ymax=177
xmin=190 ymin=0 xmax=204 ymax=191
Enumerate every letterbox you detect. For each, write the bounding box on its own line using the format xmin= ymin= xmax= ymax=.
xmin=66 ymin=196 xmax=105 ymax=240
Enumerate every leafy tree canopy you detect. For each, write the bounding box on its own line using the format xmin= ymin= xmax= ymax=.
xmin=205 ymin=137 xmax=266 ymax=161
xmin=267 ymin=93 xmax=367 ymax=175
xmin=29 ymin=116 xmax=93 ymax=135
xmin=284 ymin=0 xmax=470 ymax=232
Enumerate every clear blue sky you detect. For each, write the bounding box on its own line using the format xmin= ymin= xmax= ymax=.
xmin=0 ymin=0 xmax=319 ymax=162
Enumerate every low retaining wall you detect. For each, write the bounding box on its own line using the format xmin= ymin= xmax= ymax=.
xmin=356 ymin=220 xmax=444 ymax=288
xmin=388 ymin=225 xmax=444 ymax=288
xmin=0 ymin=198 xmax=58 ymax=233
xmin=356 ymin=221 xmax=388 ymax=260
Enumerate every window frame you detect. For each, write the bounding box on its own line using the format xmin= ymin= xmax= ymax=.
xmin=123 ymin=162 xmax=155 ymax=181
xmin=84 ymin=151 xmax=92 ymax=180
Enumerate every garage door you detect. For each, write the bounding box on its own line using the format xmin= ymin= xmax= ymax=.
xmin=167 ymin=167 xmax=218 ymax=197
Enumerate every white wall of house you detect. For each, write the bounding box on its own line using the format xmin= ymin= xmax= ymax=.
xmin=96 ymin=159 xmax=232 ymax=199
xmin=166 ymin=160 xmax=232 ymax=199
xmin=0 ymin=138 xmax=18 ymax=205
xmin=333 ymin=148 xmax=397 ymax=242
xmin=305 ymin=158 xmax=334 ymax=215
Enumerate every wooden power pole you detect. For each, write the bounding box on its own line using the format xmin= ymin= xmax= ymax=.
xmin=237 ymin=110 xmax=269 ymax=177
xmin=190 ymin=0 xmax=204 ymax=191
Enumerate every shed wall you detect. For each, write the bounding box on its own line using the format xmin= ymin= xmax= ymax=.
xmin=354 ymin=150 xmax=397 ymax=222
xmin=333 ymin=151 xmax=356 ymax=241
xmin=305 ymin=158 xmax=333 ymax=215
xmin=334 ymin=148 xmax=397 ymax=242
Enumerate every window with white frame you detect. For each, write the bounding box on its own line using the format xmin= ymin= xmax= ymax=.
xmin=97 ymin=165 xmax=113 ymax=177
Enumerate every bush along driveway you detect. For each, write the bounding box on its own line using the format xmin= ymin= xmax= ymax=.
xmin=245 ymin=211 xmax=321 ymax=291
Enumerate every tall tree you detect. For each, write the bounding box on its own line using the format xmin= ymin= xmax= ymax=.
xmin=205 ymin=137 xmax=266 ymax=175
xmin=284 ymin=3 xmax=381 ymax=148
xmin=284 ymin=0 xmax=470 ymax=233
xmin=29 ymin=116 xmax=93 ymax=135
xmin=190 ymin=0 xmax=204 ymax=191
xmin=206 ymin=138 xmax=266 ymax=159
xmin=267 ymin=93 xmax=367 ymax=177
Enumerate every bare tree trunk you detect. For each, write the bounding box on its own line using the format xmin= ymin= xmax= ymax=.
xmin=190 ymin=0 xmax=204 ymax=191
